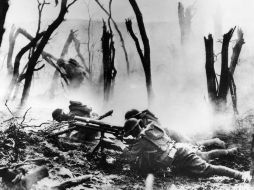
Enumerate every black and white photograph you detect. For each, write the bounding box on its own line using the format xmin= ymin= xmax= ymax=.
xmin=0 ymin=0 xmax=254 ymax=189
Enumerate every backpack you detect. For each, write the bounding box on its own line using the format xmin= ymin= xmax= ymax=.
xmin=69 ymin=101 xmax=92 ymax=117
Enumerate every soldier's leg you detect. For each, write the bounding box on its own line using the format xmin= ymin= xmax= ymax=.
xmin=197 ymin=138 xmax=226 ymax=148
xmin=196 ymin=148 xmax=238 ymax=161
xmin=173 ymin=144 xmax=245 ymax=180
xmin=203 ymin=164 xmax=245 ymax=180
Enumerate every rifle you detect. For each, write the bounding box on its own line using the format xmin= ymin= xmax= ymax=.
xmin=49 ymin=110 xmax=125 ymax=156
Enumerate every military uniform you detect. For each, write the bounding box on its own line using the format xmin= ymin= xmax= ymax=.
xmin=125 ymin=122 xmax=243 ymax=179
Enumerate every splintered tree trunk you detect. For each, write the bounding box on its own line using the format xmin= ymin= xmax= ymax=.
xmin=229 ymin=29 xmax=244 ymax=75
xmin=6 ymin=26 xmax=16 ymax=75
xmin=0 ymin=0 xmax=9 ymax=47
xmin=204 ymin=27 xmax=243 ymax=113
xmin=228 ymin=29 xmax=244 ymax=114
xmin=204 ymin=34 xmax=217 ymax=103
xmin=217 ymin=27 xmax=235 ymax=106
xmin=127 ymin=0 xmax=153 ymax=104
xmin=94 ymin=0 xmax=130 ymax=75
xmin=101 ymin=21 xmax=116 ymax=102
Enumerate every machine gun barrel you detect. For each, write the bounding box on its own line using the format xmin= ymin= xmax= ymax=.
xmin=74 ymin=121 xmax=124 ymax=138
xmin=74 ymin=116 xmax=122 ymax=129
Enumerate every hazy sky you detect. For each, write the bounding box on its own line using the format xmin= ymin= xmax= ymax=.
xmin=6 ymin=0 xmax=176 ymax=24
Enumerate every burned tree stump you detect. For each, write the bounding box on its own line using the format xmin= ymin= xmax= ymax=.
xmin=204 ymin=27 xmax=244 ymax=113
xmin=229 ymin=29 xmax=245 ymax=75
xmin=204 ymin=34 xmax=217 ymax=103
xmin=101 ymin=21 xmax=116 ymax=102
xmin=217 ymin=28 xmax=235 ymax=105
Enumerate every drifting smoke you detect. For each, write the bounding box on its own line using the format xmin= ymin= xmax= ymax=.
xmin=1 ymin=0 xmax=254 ymax=137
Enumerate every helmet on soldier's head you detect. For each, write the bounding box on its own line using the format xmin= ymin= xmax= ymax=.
xmin=68 ymin=58 xmax=79 ymax=67
xmin=58 ymin=58 xmax=65 ymax=67
xmin=123 ymin=118 xmax=140 ymax=137
xmin=125 ymin=109 xmax=140 ymax=120
xmin=52 ymin=108 xmax=63 ymax=122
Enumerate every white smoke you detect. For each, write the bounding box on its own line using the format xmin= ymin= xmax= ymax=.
xmin=1 ymin=0 xmax=254 ymax=137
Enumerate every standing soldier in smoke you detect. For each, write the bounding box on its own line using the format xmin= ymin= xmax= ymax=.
xmin=59 ymin=58 xmax=87 ymax=88
xmin=50 ymin=58 xmax=87 ymax=98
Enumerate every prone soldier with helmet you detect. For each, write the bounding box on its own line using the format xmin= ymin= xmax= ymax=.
xmin=52 ymin=100 xmax=99 ymax=141
xmin=122 ymin=116 xmax=251 ymax=181
xmin=51 ymin=105 xmax=250 ymax=181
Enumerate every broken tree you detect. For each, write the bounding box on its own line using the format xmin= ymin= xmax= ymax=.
xmin=126 ymin=0 xmax=153 ymax=105
xmin=20 ymin=0 xmax=77 ymax=106
xmin=94 ymin=0 xmax=130 ymax=74
xmin=101 ymin=21 xmax=116 ymax=102
xmin=5 ymin=27 xmax=69 ymax=101
xmin=204 ymin=27 xmax=244 ymax=113
xmin=49 ymin=29 xmax=88 ymax=98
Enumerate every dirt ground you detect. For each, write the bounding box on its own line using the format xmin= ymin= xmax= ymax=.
xmin=0 ymin=111 xmax=254 ymax=190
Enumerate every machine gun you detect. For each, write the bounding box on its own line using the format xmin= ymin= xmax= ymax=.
xmin=49 ymin=110 xmax=125 ymax=156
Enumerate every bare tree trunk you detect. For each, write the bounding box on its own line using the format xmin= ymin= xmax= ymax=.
xmin=0 ymin=0 xmax=9 ymax=47
xmin=204 ymin=34 xmax=217 ymax=103
xmin=6 ymin=33 xmax=44 ymax=101
xmin=20 ymin=0 xmax=77 ymax=106
xmin=101 ymin=21 xmax=116 ymax=102
xmin=94 ymin=0 xmax=130 ymax=75
xmin=217 ymin=27 xmax=235 ymax=105
xmin=227 ymin=29 xmax=244 ymax=114
xmin=126 ymin=0 xmax=153 ymax=104
xmin=6 ymin=27 xmax=38 ymax=75
xmin=6 ymin=25 xmax=16 ymax=75
xmin=61 ymin=30 xmax=73 ymax=58
xmin=229 ymin=29 xmax=244 ymax=75
xmin=5 ymin=26 xmax=68 ymax=101
xmin=204 ymin=27 xmax=243 ymax=113
xmin=87 ymin=17 xmax=92 ymax=75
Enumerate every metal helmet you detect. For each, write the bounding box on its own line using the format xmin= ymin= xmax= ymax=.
xmin=52 ymin=108 xmax=63 ymax=122
xmin=123 ymin=118 xmax=140 ymax=136
xmin=124 ymin=109 xmax=140 ymax=120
